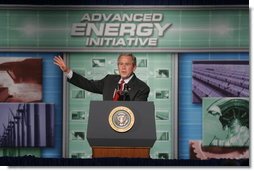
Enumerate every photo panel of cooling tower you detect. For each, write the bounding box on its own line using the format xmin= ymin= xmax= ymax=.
xmin=192 ymin=61 xmax=249 ymax=103
xmin=0 ymin=57 xmax=42 ymax=102
xmin=202 ymin=97 xmax=249 ymax=147
xmin=0 ymin=103 xmax=54 ymax=147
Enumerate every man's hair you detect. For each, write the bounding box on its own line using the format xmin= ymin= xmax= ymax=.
xmin=118 ymin=53 xmax=136 ymax=66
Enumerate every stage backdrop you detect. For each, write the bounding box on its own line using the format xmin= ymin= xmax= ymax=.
xmin=0 ymin=6 xmax=249 ymax=160
xmin=0 ymin=6 xmax=248 ymax=51
xmin=0 ymin=53 xmax=63 ymax=158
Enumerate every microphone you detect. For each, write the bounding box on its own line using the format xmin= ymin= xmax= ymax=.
xmin=122 ymin=84 xmax=130 ymax=101
xmin=114 ymin=82 xmax=130 ymax=101
xmin=123 ymin=84 xmax=129 ymax=94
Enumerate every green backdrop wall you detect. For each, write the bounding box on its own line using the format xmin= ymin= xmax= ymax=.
xmin=65 ymin=52 xmax=177 ymax=159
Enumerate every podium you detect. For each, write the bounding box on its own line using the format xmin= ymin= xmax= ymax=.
xmin=87 ymin=101 xmax=156 ymax=158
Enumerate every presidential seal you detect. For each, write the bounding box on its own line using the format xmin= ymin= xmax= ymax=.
xmin=108 ymin=106 xmax=135 ymax=133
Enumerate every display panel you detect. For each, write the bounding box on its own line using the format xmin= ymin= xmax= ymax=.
xmin=0 ymin=53 xmax=63 ymax=158
xmin=0 ymin=103 xmax=54 ymax=147
xmin=202 ymin=97 xmax=249 ymax=147
xmin=189 ymin=140 xmax=249 ymax=160
xmin=65 ymin=52 xmax=177 ymax=159
xmin=178 ymin=53 xmax=249 ymax=159
xmin=192 ymin=61 xmax=249 ymax=103
xmin=0 ymin=7 xmax=249 ymax=51
xmin=0 ymin=57 xmax=42 ymax=102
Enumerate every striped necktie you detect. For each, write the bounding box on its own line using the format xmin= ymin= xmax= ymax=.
xmin=113 ymin=79 xmax=125 ymax=101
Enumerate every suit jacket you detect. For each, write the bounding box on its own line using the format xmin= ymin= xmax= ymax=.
xmin=68 ymin=72 xmax=150 ymax=101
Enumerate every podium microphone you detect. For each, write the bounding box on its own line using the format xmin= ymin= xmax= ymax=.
xmin=122 ymin=84 xmax=130 ymax=101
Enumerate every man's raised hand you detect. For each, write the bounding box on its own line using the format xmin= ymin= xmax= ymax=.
xmin=53 ymin=56 xmax=70 ymax=73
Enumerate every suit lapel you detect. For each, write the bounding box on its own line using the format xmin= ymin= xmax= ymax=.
xmin=126 ymin=74 xmax=137 ymax=100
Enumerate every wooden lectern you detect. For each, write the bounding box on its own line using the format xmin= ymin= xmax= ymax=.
xmin=92 ymin=147 xmax=150 ymax=158
xmin=87 ymin=101 xmax=156 ymax=158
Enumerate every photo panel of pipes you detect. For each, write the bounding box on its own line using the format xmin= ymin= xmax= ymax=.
xmin=0 ymin=57 xmax=42 ymax=102
xmin=0 ymin=103 xmax=54 ymax=147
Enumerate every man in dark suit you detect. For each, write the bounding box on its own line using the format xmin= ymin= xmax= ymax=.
xmin=54 ymin=53 xmax=150 ymax=101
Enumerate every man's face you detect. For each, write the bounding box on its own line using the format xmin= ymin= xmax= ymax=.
xmin=117 ymin=55 xmax=136 ymax=79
